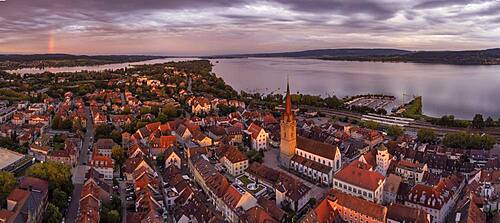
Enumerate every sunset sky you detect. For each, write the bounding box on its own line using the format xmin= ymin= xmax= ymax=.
xmin=1 ymin=0 xmax=499 ymax=55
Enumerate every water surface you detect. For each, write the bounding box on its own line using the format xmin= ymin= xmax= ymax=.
xmin=211 ymin=58 xmax=500 ymax=119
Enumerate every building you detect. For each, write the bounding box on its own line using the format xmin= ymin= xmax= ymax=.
xmin=383 ymin=174 xmax=402 ymax=205
xmin=301 ymin=189 xmax=387 ymax=223
xmin=28 ymin=114 xmax=50 ymax=126
xmin=290 ymin=136 xmax=342 ymax=186
xmin=246 ymin=163 xmax=311 ymax=211
xmin=190 ymin=97 xmax=212 ymax=115
xmin=247 ymin=123 xmax=268 ymax=151
xmin=387 ymin=203 xmax=430 ymax=223
xmin=0 ymin=177 xmax=49 ymax=223
xmin=216 ymin=145 xmax=249 ymax=176
xmin=89 ymin=154 xmax=114 ymax=180
xmin=94 ymin=138 xmax=117 ymax=157
xmin=405 ymin=175 xmax=465 ymax=223
xmin=396 ymin=159 xmax=428 ymax=184
xmin=0 ymin=148 xmax=33 ymax=174
xmin=0 ymin=106 xmax=16 ymax=124
xmin=164 ymin=147 xmax=182 ymax=169
xmin=333 ymin=160 xmax=385 ymax=203
xmin=375 ymin=145 xmax=391 ymax=176
xmin=279 ymin=80 xmax=297 ymax=168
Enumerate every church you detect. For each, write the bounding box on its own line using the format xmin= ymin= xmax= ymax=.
xmin=279 ymin=81 xmax=342 ymax=186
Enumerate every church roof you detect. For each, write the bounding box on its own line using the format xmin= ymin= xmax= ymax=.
xmin=297 ymin=136 xmax=339 ymax=160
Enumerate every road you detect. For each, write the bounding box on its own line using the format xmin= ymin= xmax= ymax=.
xmin=66 ymin=106 xmax=94 ymax=223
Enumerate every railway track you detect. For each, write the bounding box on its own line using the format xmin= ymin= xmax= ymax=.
xmin=307 ymin=107 xmax=500 ymax=140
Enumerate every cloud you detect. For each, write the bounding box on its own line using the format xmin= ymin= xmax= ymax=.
xmin=0 ymin=0 xmax=499 ymax=54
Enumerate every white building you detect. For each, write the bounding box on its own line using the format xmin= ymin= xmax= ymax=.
xmin=333 ymin=160 xmax=385 ymax=204
xmin=404 ymin=175 xmax=464 ymax=223
xmin=247 ymin=123 xmax=268 ymax=151
xmin=396 ymin=160 xmax=428 ymax=184
xmin=290 ymin=136 xmax=342 ymax=186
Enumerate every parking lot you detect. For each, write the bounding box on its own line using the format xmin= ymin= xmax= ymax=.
xmin=346 ymin=96 xmax=395 ymax=110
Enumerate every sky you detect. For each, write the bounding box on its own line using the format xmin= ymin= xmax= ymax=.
xmin=0 ymin=0 xmax=499 ymax=55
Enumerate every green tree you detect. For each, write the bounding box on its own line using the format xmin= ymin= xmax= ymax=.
xmin=156 ymin=154 xmax=165 ymax=168
xmin=387 ymin=126 xmax=404 ymax=138
xmin=443 ymin=132 xmax=495 ymax=150
xmin=95 ymin=124 xmax=113 ymax=139
xmin=0 ymin=171 xmax=16 ymax=207
xmin=472 ymin=114 xmax=485 ymax=129
xmin=51 ymin=188 xmax=68 ymax=211
xmin=485 ymin=117 xmax=494 ymax=127
xmin=26 ymin=162 xmax=73 ymax=194
xmin=51 ymin=115 xmax=62 ymax=129
xmin=110 ymin=130 xmax=122 ymax=143
xmin=362 ymin=121 xmax=379 ymax=130
xmin=417 ymin=128 xmax=437 ymax=143
xmin=111 ymin=145 xmax=125 ymax=167
xmin=61 ymin=119 xmax=73 ymax=130
xmin=44 ymin=203 xmax=63 ymax=223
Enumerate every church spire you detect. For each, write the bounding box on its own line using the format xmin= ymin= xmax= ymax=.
xmin=285 ymin=77 xmax=292 ymax=115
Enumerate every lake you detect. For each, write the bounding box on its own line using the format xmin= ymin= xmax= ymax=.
xmin=211 ymin=58 xmax=500 ymax=119
xmin=8 ymin=57 xmax=500 ymax=119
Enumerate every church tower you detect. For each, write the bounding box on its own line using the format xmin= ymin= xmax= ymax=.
xmin=279 ymin=79 xmax=296 ymax=169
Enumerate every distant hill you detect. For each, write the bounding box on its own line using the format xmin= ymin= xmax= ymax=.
xmin=0 ymin=54 xmax=167 ymax=70
xmin=207 ymin=48 xmax=500 ymax=65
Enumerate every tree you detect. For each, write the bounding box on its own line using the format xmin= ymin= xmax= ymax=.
xmin=106 ymin=210 xmax=120 ymax=223
xmin=0 ymin=171 xmax=16 ymax=207
xmin=485 ymin=117 xmax=494 ymax=127
xmin=44 ymin=203 xmax=63 ymax=223
xmin=443 ymin=132 xmax=495 ymax=150
xmin=51 ymin=115 xmax=62 ymax=129
xmin=95 ymin=124 xmax=113 ymax=139
xmin=61 ymin=119 xmax=73 ymax=130
xmin=362 ymin=121 xmax=379 ymax=130
xmin=111 ymin=145 xmax=125 ymax=167
xmin=156 ymin=154 xmax=165 ymax=168
xmin=26 ymin=162 xmax=73 ymax=194
xmin=387 ymin=126 xmax=404 ymax=138
xmin=417 ymin=128 xmax=437 ymax=143
xmin=51 ymin=188 xmax=68 ymax=211
xmin=472 ymin=114 xmax=485 ymax=129
xmin=110 ymin=129 xmax=122 ymax=143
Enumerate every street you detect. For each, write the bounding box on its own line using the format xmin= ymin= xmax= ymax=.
xmin=66 ymin=106 xmax=94 ymax=222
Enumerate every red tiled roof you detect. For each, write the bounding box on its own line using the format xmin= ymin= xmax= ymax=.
xmin=243 ymin=206 xmax=278 ymax=223
xmin=334 ymin=160 xmax=384 ymax=191
xmin=331 ymin=189 xmax=387 ymax=222
xmin=160 ymin=135 xmax=176 ymax=148
xmin=217 ymin=144 xmax=248 ymax=163
xmin=222 ymin=185 xmax=242 ymax=209
xmin=7 ymin=188 xmax=29 ymax=203
xmin=247 ymin=123 xmax=264 ymax=139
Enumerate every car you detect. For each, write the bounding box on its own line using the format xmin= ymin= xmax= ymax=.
xmin=126 ymin=197 xmax=133 ymax=201
xmin=112 ymin=185 xmax=119 ymax=190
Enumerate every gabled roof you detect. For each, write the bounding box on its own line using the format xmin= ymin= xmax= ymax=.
xmin=247 ymin=122 xmax=265 ymax=139
xmin=217 ymin=144 xmax=248 ymax=163
xmin=160 ymin=135 xmax=176 ymax=148
xmin=387 ymin=203 xmax=429 ymax=223
xmin=297 ymin=136 xmax=339 ymax=160
xmin=331 ymin=189 xmax=387 ymax=222
xmin=221 ymin=185 xmax=243 ymax=209
xmin=243 ymin=206 xmax=278 ymax=223
xmin=334 ymin=160 xmax=384 ymax=191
